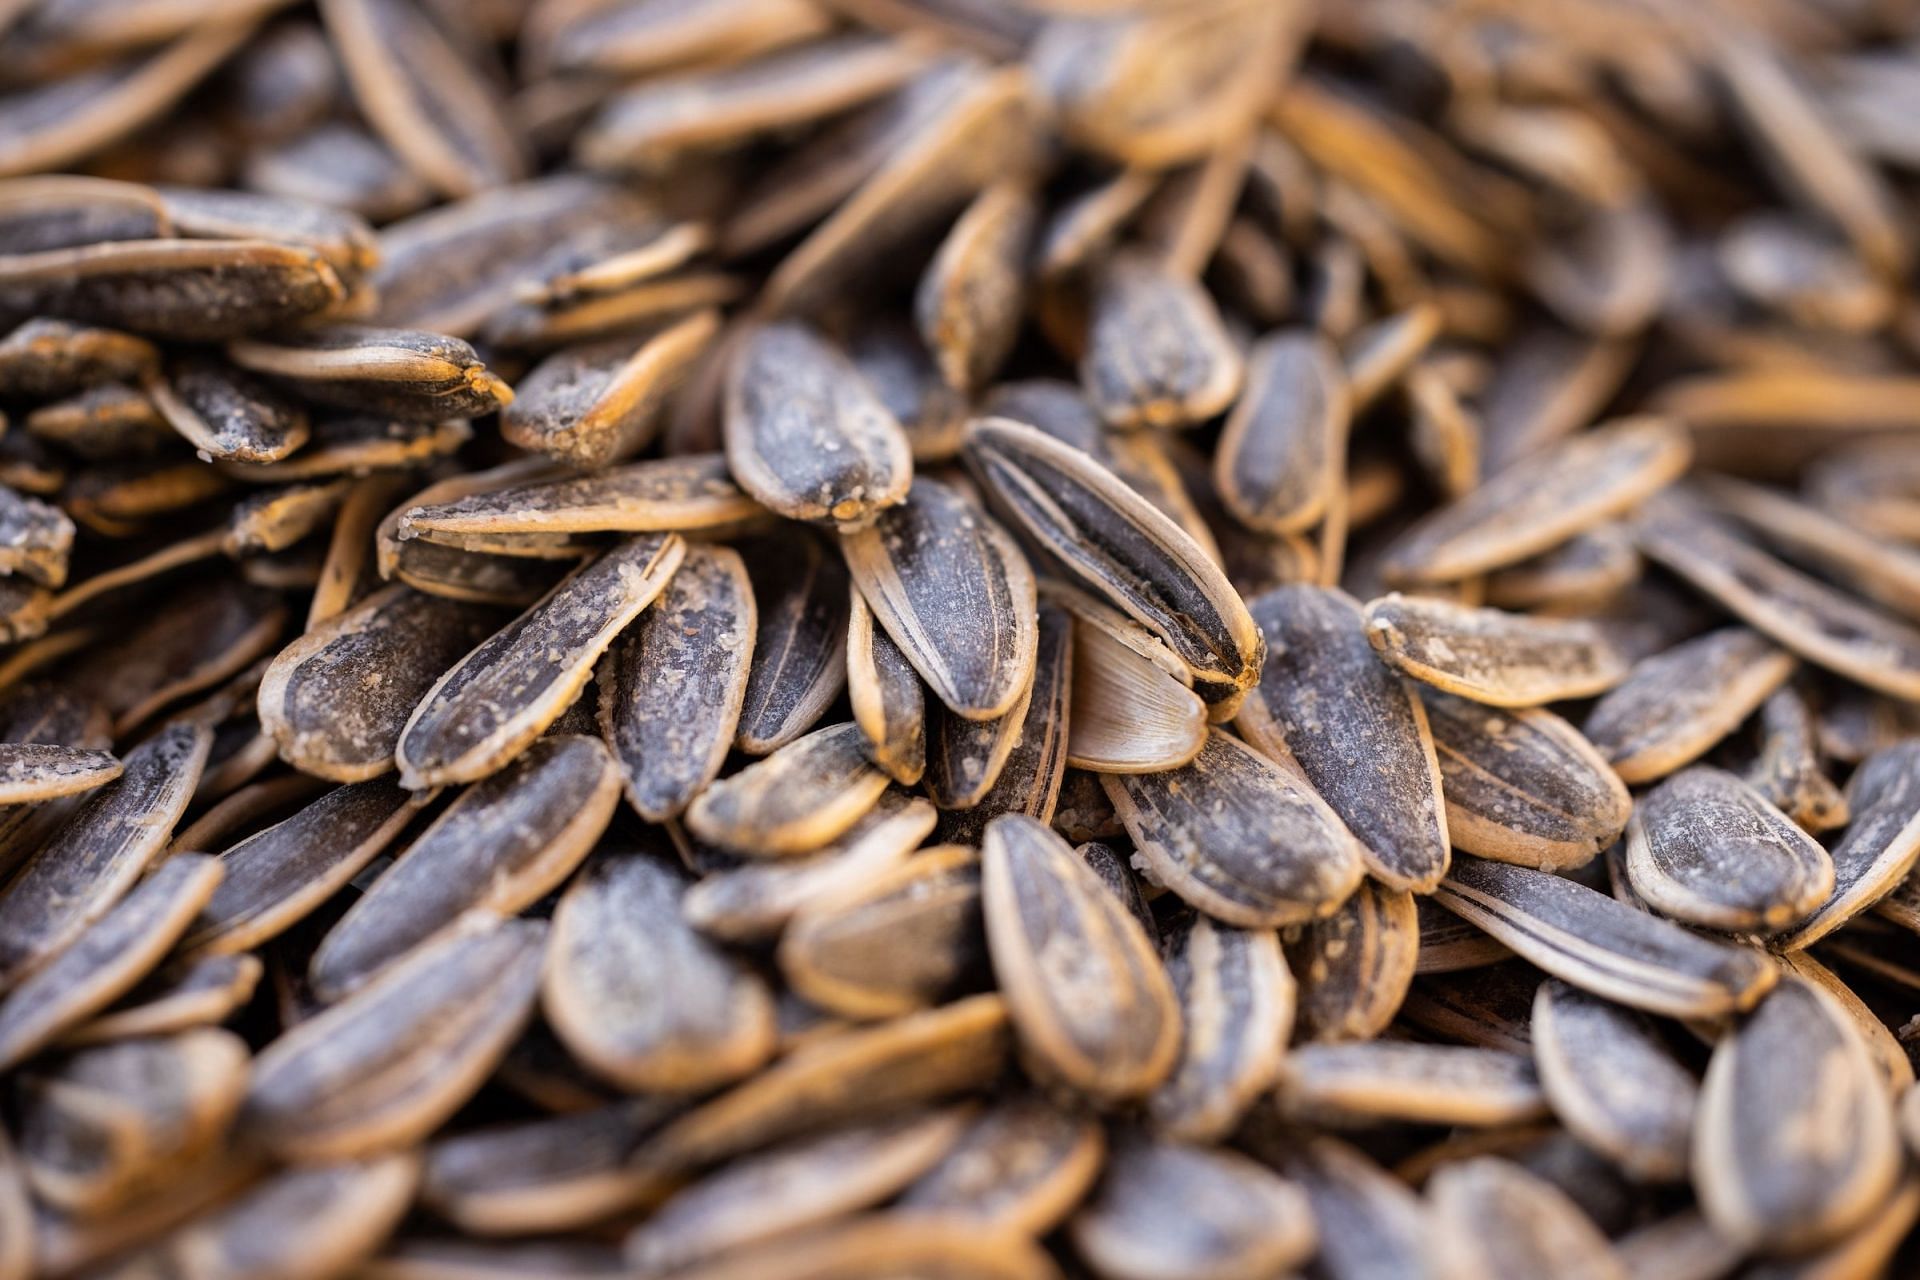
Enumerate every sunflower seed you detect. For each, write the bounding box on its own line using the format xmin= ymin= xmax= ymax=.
xmin=1068 ymin=1133 xmax=1317 ymax=1280
xmin=966 ymin=415 xmax=1264 ymax=715
xmin=1237 ymin=584 xmax=1449 ymax=892
xmin=1063 ymin=604 xmax=1207 ymax=774
xmin=1484 ymin=525 xmax=1640 ymax=614
xmin=1584 ymin=628 xmax=1798 ymax=785
xmin=1286 ymin=878 xmax=1418 ymax=1043
xmin=0 ymin=742 xmax=117 ymax=805
xmin=502 ymin=313 xmax=719 ymax=469
xmin=1212 ymin=330 xmax=1347 ymax=536
xmin=635 ymin=1213 xmax=1056 ymax=1280
xmin=242 ymin=917 xmax=545 ymax=1160
xmin=1429 ymin=1157 xmax=1627 ymax=1280
xmin=1265 ymin=1137 xmax=1435 ymax=1280
xmin=685 ymin=722 xmax=889 ymax=859
xmin=1103 ymin=728 xmax=1365 ymax=929
xmin=1279 ymin=1040 xmax=1548 ymax=1128
xmin=1078 ymin=250 xmax=1243 ymax=432
xmin=310 ymin=735 xmax=618 ymax=1001
xmin=397 ymin=534 xmax=685 ymax=788
xmin=0 ymin=852 xmax=220 ymax=1067
xmin=227 ymin=325 xmax=513 ymax=423
xmin=1625 ymin=766 xmax=1834 ymax=932
xmin=934 ymin=602 xmax=1070 ymax=844
xmin=180 ymin=778 xmax=430 ymax=956
xmin=1775 ymin=741 xmax=1920 ymax=950
xmin=847 ymin=591 xmax=927 ymax=788
xmin=0 ymin=722 xmax=210 ymax=990
xmin=916 ymin=180 xmax=1034 ymax=393
xmin=1148 ymin=911 xmax=1292 ymax=1142
xmin=1746 ymin=687 xmax=1849 ymax=832
xmin=1694 ymin=976 xmax=1900 ymax=1253
xmin=1435 ymin=856 xmax=1778 ymax=1018
xmin=1531 ymin=980 xmax=1697 ymax=1183
xmin=981 ymin=813 xmax=1178 ymax=1101
xmin=897 ymin=1093 xmax=1102 ymax=1234
xmin=0 ymin=317 xmax=157 ymax=401
xmin=1364 ymin=594 xmax=1627 ymax=708
xmin=62 ymin=951 xmax=260 ymax=1046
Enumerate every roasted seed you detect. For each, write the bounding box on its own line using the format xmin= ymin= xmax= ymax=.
xmin=1364 ymin=594 xmax=1628 ymax=708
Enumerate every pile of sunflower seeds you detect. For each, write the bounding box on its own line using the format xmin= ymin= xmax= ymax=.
xmin=8 ymin=0 xmax=1920 ymax=1276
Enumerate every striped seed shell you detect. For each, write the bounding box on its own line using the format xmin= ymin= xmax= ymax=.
xmin=241 ymin=917 xmax=547 ymax=1160
xmin=1286 ymin=878 xmax=1419 ymax=1043
xmin=309 ymin=735 xmax=619 ymax=1001
xmin=723 ymin=322 xmax=912 ymax=529
xmin=547 ymin=852 xmax=775 ymax=1092
xmin=965 ymin=415 xmax=1264 ymax=716
xmin=1746 ymin=687 xmax=1849 ymax=832
xmin=598 ymin=543 xmax=755 ymax=822
xmin=925 ymin=676 xmax=1032 ymax=812
xmin=396 ymin=533 xmax=686 ymax=788
xmin=842 ymin=475 xmax=1037 ymax=722
xmin=934 ymin=602 xmax=1071 ymax=844
xmin=1584 ymin=628 xmax=1798 ymax=784
xmin=897 ymin=1094 xmax=1103 ymax=1235
xmin=0 ymin=721 xmax=209 ymax=990
xmin=1278 ymin=1041 xmax=1548 ymax=1128
xmin=736 ymin=532 xmax=850 ymax=754
xmin=1704 ymin=474 xmax=1920 ymax=624
xmin=1079 ymin=251 xmax=1243 ymax=431
xmin=227 ymin=325 xmax=514 ymax=423
xmin=1531 ymin=980 xmax=1699 ymax=1182
xmin=0 ymin=853 xmax=221 ymax=1069
xmin=1775 ymin=740 xmax=1920 ymax=950
xmin=1103 ymin=728 xmax=1365 ymax=928
xmin=1062 ymin=601 xmax=1206 ymax=774
xmin=1624 ymin=766 xmax=1834 ymax=932
xmin=685 ymin=722 xmax=891 ymax=859
xmin=1269 ymin=1138 xmax=1435 ymax=1280
xmin=0 ymin=743 xmax=119 ymax=805
xmin=63 ymin=951 xmax=261 ymax=1046
xmin=400 ymin=453 xmax=762 ymax=538
xmin=847 ymin=590 xmax=927 ymax=787
xmin=1237 ymin=584 xmax=1450 ymax=892
xmin=1423 ymin=689 xmax=1632 ymax=871
xmin=502 ymin=313 xmax=719 ymax=469
xmin=1068 ymin=1134 xmax=1316 ymax=1280
xmin=1148 ymin=912 xmax=1294 ymax=1142
xmin=0 ymin=485 xmax=73 ymax=588
xmin=1435 ymin=856 xmax=1778 ymax=1018
xmin=147 ymin=353 xmax=309 ymax=464
xmin=0 ymin=319 xmax=157 ymax=401
xmin=1429 ymin=1157 xmax=1627 ymax=1280
xmin=916 ymin=180 xmax=1035 ymax=393
xmin=1363 ymin=593 xmax=1628 ymax=707
xmin=1213 ymin=330 xmax=1349 ymax=535
xmin=1694 ymin=977 xmax=1901 ymax=1254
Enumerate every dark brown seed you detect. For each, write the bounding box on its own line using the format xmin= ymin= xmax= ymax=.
xmin=847 ymin=591 xmax=927 ymax=788
xmin=934 ymin=602 xmax=1071 ymax=844
xmin=1345 ymin=303 xmax=1441 ymax=411
xmin=397 ymin=534 xmax=686 ymax=788
xmin=1635 ymin=495 xmax=1920 ymax=701
xmin=227 ymin=325 xmax=513 ymax=423
xmin=736 ymin=533 xmax=849 ymax=755
xmin=633 ymin=1213 xmax=1057 ymax=1280
xmin=1364 ymin=593 xmax=1627 ymax=707
xmin=982 ymin=814 xmax=1179 ymax=1101
xmin=0 ymin=722 xmax=209 ymax=990
xmin=1584 ymin=629 xmax=1798 ymax=785
xmin=0 ymin=853 xmax=220 ymax=1068
xmin=1213 ymin=330 xmax=1348 ymax=535
xmin=242 ymin=917 xmax=546 ymax=1160
xmin=63 ymin=951 xmax=261 ymax=1046
xmin=259 ymin=585 xmax=508 ymax=782
xmin=502 ymin=313 xmax=719 ymax=469
xmin=1625 ymin=766 xmax=1834 ymax=932
xmin=1237 ymin=584 xmax=1449 ymax=892
xmin=1704 ymin=475 xmax=1920 ymax=623
xmin=144 ymin=354 xmax=310 ymax=464
xmin=1746 ymin=687 xmax=1849 ymax=832
xmin=1286 ymin=878 xmax=1418 ymax=1042
xmin=599 ymin=543 xmax=754 ymax=822
xmin=0 ymin=742 xmax=116 ymax=805
xmin=779 ymin=844 xmax=984 ymax=1021
xmin=723 ymin=321 xmax=911 ymax=530
xmin=310 ymin=735 xmax=619 ymax=1001
xmin=1776 ymin=741 xmax=1920 ymax=950
xmin=0 ymin=239 xmax=345 ymax=340
xmin=625 ymin=1109 xmax=970 ymax=1276
xmin=1068 ymin=1133 xmax=1316 ymax=1280
xmin=916 ymin=180 xmax=1034 ymax=393
xmin=1694 ymin=977 xmax=1900 ymax=1254
xmin=225 ymin=413 xmax=472 ymax=485
xmin=1381 ymin=417 xmax=1691 ymax=586
xmin=401 ymin=454 xmax=761 ymax=540
xmin=1484 ymin=525 xmax=1640 ymax=614
xmin=648 ymin=994 xmax=1010 ymax=1169
xmin=1423 ymin=689 xmax=1633 ymax=871
xmin=1267 ymin=1137 xmax=1436 ymax=1280
xmin=897 ymin=1093 xmax=1103 ymax=1234
xmin=1149 ymin=911 xmax=1292 ymax=1142
xmin=1429 ymin=1157 xmax=1627 ymax=1280
xmin=0 ymin=177 xmax=168 ymax=256
xmin=180 ymin=779 xmax=431 ymax=957
xmin=1079 ymin=250 xmax=1243 ymax=431
xmin=842 ymin=476 xmax=1038 ymax=722
xmin=1102 ymin=728 xmax=1365 ymax=929
xmin=686 ymin=722 xmax=891 ymax=859
xmin=1532 ymin=981 xmax=1698 ymax=1183
xmin=0 ymin=486 xmax=72 ymax=590
xmin=0 ymin=318 xmax=157 ymax=401
xmin=1279 ymin=1041 xmax=1548 ymax=1128
xmin=1435 ymin=856 xmax=1779 ymax=1019
xmin=925 ymin=678 xmax=1031 ymax=812
xmin=966 ymin=416 xmax=1265 ymax=716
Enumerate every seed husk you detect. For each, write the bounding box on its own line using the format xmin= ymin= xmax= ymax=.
xmin=1266 ymin=1136 xmax=1436 ymax=1280
xmin=1286 ymin=877 xmax=1419 ymax=1043
xmin=625 ymin=1108 xmax=970 ymax=1276
xmin=0 ymin=852 xmax=220 ymax=1068
xmin=916 ymin=179 xmax=1035 ymax=393
xmin=1703 ymin=474 xmax=1920 ymax=624
xmin=1484 ymin=525 xmax=1640 ymax=614
xmin=1279 ymin=1041 xmax=1549 ymax=1128
xmin=396 ymin=533 xmax=685 ymax=788
xmin=153 ymin=355 xmax=319 ymax=469
xmin=400 ymin=453 xmax=761 ymax=539
xmin=1625 ymin=766 xmax=1835 ymax=933
xmin=227 ymin=324 xmax=513 ymax=423
xmin=779 ymin=844 xmax=985 ymax=1021
xmin=1745 ymin=686 xmax=1849 ymax=832
xmin=1435 ymin=855 xmax=1779 ymax=1019
xmin=1429 ymin=1157 xmax=1628 ymax=1280
xmin=1212 ymin=330 xmax=1348 ymax=536
xmin=897 ymin=1093 xmax=1102 ymax=1235
xmin=736 ymin=532 xmax=849 ymax=755
xmin=965 ymin=415 xmax=1264 ymax=716
xmin=0 ymin=317 xmax=157 ymax=401
xmin=242 ymin=917 xmax=545 ymax=1160
xmin=846 ymin=590 xmax=927 ymax=788
xmin=686 ymin=721 xmax=890 ymax=859
xmin=1364 ymin=593 xmax=1628 ymax=708
xmin=1063 ymin=603 xmax=1206 ymax=774
xmin=1102 ymin=728 xmax=1365 ymax=929
xmin=640 ymin=1213 xmax=1058 ymax=1280
xmin=310 ymin=735 xmax=619 ymax=1001
xmin=1584 ymin=628 xmax=1798 ymax=785
xmin=1694 ymin=976 xmax=1900 ymax=1254
xmin=981 ymin=813 xmax=1179 ymax=1101
xmin=934 ymin=602 xmax=1071 ymax=844
xmin=1775 ymin=741 xmax=1920 ymax=950
xmin=1531 ymin=980 xmax=1698 ymax=1183
xmin=840 ymin=476 xmax=1038 ymax=723
xmin=63 ymin=951 xmax=261 ymax=1046
xmin=180 ymin=778 xmax=431 ymax=957
xmin=1238 ymin=584 xmax=1449 ymax=892
xmin=0 ymin=721 xmax=210 ymax=990
xmin=0 ymin=743 xmax=119 ymax=804
xmin=1149 ymin=911 xmax=1293 ymax=1142
xmin=1068 ymin=1133 xmax=1317 ymax=1280
xmin=925 ymin=676 xmax=1032 ymax=812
